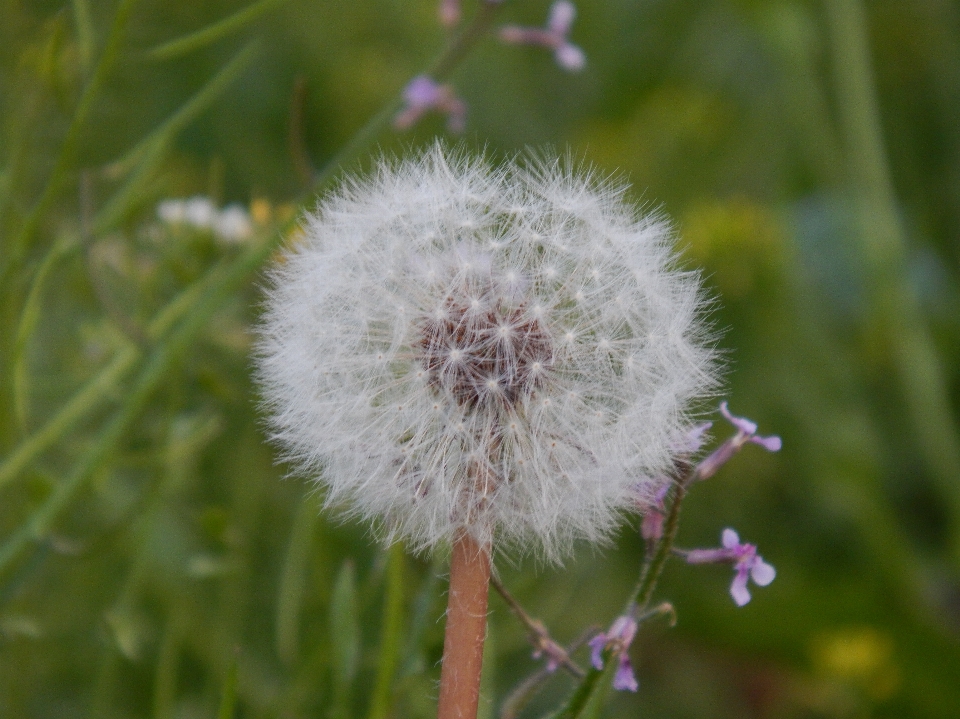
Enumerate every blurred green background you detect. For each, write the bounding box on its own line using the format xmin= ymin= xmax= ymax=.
xmin=2 ymin=0 xmax=959 ymax=716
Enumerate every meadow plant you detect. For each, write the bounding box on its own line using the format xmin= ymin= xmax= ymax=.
xmin=5 ymin=0 xmax=957 ymax=713
xmin=255 ymin=144 xmax=784 ymax=717
xmin=0 ymin=0 xmax=806 ymax=716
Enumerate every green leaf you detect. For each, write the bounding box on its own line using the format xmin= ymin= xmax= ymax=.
xmin=330 ymin=560 xmax=360 ymax=719
xmin=12 ymin=236 xmax=78 ymax=429
xmin=275 ymin=495 xmax=319 ymax=664
xmin=217 ymin=656 xmax=239 ymax=719
xmin=149 ymin=0 xmax=290 ymax=61
xmin=367 ymin=544 xmax=405 ymax=719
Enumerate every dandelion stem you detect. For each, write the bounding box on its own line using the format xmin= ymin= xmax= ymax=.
xmin=437 ymin=531 xmax=491 ymax=719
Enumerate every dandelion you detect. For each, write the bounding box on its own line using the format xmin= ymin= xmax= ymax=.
xmin=255 ymin=144 xmax=718 ymax=718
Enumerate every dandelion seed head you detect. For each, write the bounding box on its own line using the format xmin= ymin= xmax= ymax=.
xmin=255 ymin=144 xmax=719 ymax=560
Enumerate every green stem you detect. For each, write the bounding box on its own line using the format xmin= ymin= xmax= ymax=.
xmin=3 ymin=0 xmax=140 ymax=280
xmin=148 ymin=0 xmax=289 ymax=60
xmin=431 ymin=0 xmax=502 ymax=81
xmin=626 ymin=483 xmax=686 ymax=611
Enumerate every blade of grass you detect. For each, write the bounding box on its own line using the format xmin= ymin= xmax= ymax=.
xmin=3 ymin=0 xmax=139 ymax=281
xmin=152 ymin=615 xmax=180 ymax=719
xmin=217 ymin=656 xmax=239 ymax=719
xmin=330 ymin=561 xmax=360 ymax=719
xmin=149 ymin=0 xmax=290 ymax=61
xmin=275 ymin=494 xmax=320 ymax=665
xmin=12 ymin=237 xmax=79 ymax=429
xmin=825 ymin=0 xmax=960 ymax=559
xmin=367 ymin=543 xmax=405 ymax=719
xmin=0 ymin=258 xmax=225 ymax=493
xmin=71 ymin=0 xmax=96 ymax=76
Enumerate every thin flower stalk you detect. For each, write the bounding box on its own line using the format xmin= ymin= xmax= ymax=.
xmin=628 ymin=481 xmax=687 ymax=611
xmin=629 ymin=404 xmax=780 ymax=610
xmin=491 ymin=574 xmax=584 ymax=676
xmin=499 ymin=628 xmax=595 ymax=719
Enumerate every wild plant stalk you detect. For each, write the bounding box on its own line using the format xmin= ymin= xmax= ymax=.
xmin=492 ymin=406 xmax=780 ymax=715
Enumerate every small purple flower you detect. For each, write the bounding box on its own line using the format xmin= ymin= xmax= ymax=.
xmin=531 ymin=642 xmax=561 ymax=673
xmin=588 ymin=615 xmax=639 ymax=692
xmin=686 ymin=528 xmax=776 ymax=606
xmin=394 ymin=75 xmax=467 ymax=133
xmin=696 ymin=402 xmax=781 ymax=480
xmin=640 ymin=482 xmax=669 ymax=542
xmin=438 ymin=0 xmax=460 ymax=27
xmin=499 ymin=0 xmax=586 ymax=72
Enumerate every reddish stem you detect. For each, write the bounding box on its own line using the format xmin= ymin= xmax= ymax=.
xmin=437 ymin=531 xmax=491 ymax=719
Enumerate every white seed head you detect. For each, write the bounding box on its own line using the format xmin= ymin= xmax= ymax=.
xmin=255 ymin=144 xmax=719 ymax=561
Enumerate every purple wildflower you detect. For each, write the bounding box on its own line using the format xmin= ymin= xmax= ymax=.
xmin=588 ymin=615 xmax=639 ymax=692
xmin=685 ymin=528 xmax=776 ymax=606
xmin=640 ymin=482 xmax=669 ymax=542
xmin=438 ymin=0 xmax=460 ymax=27
xmin=393 ymin=75 xmax=467 ymax=133
xmin=696 ymin=402 xmax=781 ymax=480
xmin=531 ymin=641 xmax=561 ymax=673
xmin=499 ymin=0 xmax=585 ymax=72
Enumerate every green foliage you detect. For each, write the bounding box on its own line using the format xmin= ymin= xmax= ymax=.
xmin=1 ymin=0 xmax=959 ymax=717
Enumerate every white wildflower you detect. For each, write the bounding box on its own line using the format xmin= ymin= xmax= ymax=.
xmin=156 ymin=199 xmax=187 ymax=224
xmin=255 ymin=144 xmax=718 ymax=560
xmin=183 ymin=196 xmax=217 ymax=229
xmin=214 ymin=204 xmax=254 ymax=243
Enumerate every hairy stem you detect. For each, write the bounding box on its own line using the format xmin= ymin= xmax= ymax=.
xmin=627 ymin=483 xmax=687 ymax=611
xmin=437 ymin=532 xmax=491 ymax=719
xmin=490 ymin=574 xmax=583 ymax=677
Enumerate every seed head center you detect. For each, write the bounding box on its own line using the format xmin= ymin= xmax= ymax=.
xmin=417 ymin=292 xmax=553 ymax=409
